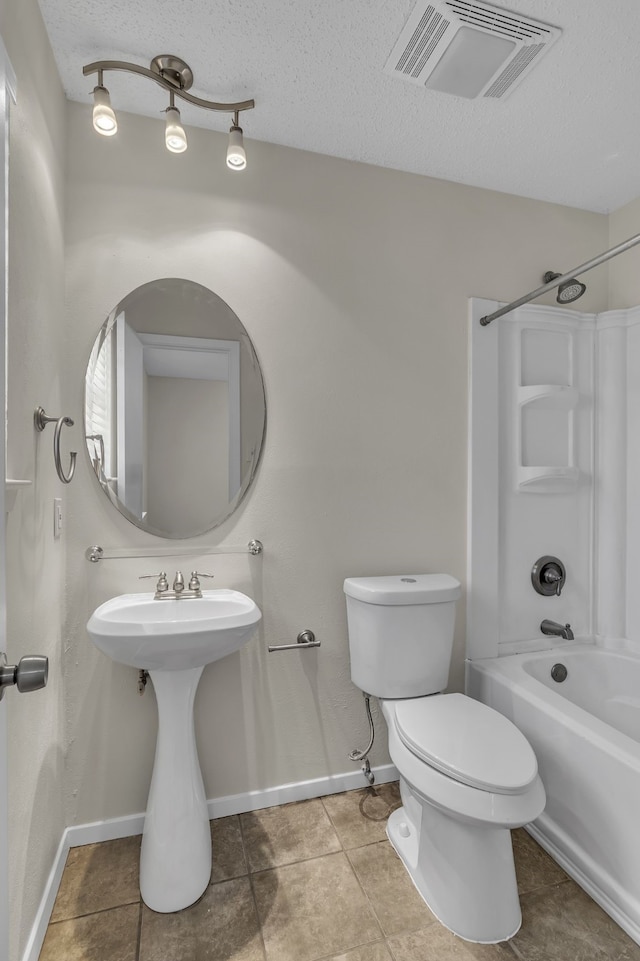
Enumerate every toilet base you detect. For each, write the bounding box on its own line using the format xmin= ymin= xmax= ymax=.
xmin=387 ymin=792 xmax=522 ymax=943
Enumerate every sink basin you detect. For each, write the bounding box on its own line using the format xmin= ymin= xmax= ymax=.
xmin=87 ymin=589 xmax=261 ymax=670
xmin=86 ymin=588 xmax=261 ymax=913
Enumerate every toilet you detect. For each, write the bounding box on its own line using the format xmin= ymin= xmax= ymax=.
xmin=343 ymin=574 xmax=545 ymax=944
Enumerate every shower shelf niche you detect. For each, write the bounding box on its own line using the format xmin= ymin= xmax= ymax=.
xmin=516 ymin=384 xmax=579 ymax=493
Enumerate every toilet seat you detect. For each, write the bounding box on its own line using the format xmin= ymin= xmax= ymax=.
xmin=381 ymin=698 xmax=545 ymax=828
xmin=392 ymin=693 xmax=538 ymax=795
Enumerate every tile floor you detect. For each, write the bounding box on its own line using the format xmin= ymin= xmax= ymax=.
xmin=39 ymin=782 xmax=640 ymax=961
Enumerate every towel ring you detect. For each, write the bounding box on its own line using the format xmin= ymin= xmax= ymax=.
xmin=34 ymin=407 xmax=77 ymax=484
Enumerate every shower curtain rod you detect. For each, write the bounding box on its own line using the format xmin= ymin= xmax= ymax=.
xmin=479 ymin=230 xmax=640 ymax=326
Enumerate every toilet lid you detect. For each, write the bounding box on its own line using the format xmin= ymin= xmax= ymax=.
xmin=392 ymin=694 xmax=538 ymax=795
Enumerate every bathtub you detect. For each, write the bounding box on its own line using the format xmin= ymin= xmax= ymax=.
xmin=466 ymin=641 xmax=640 ymax=944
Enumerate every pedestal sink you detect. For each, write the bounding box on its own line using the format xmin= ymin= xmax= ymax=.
xmin=87 ymin=589 xmax=261 ymax=912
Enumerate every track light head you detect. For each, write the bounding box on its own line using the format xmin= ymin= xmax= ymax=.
xmin=165 ymin=105 xmax=187 ymax=153
xmin=227 ymin=124 xmax=246 ymax=171
xmin=92 ymin=85 xmax=117 ymax=136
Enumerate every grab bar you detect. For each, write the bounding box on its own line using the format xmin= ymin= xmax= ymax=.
xmin=34 ymin=407 xmax=77 ymax=484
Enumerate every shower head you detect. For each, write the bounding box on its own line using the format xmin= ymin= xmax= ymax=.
xmin=543 ymin=271 xmax=587 ymax=305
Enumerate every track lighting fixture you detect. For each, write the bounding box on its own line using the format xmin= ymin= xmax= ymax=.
xmin=226 ymin=111 xmax=246 ymax=170
xmin=83 ymin=55 xmax=254 ymax=168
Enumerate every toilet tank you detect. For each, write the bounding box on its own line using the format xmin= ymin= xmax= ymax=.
xmin=343 ymin=574 xmax=461 ymax=699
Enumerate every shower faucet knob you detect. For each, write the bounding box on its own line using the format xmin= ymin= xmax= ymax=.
xmin=542 ymin=567 xmax=563 ymax=595
xmin=531 ymin=556 xmax=566 ymax=597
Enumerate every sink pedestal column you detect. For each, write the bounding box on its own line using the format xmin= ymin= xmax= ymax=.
xmin=140 ymin=666 xmax=211 ymax=912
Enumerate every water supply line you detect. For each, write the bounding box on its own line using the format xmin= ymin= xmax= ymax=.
xmin=479 ymin=230 xmax=640 ymax=326
xmin=349 ymin=691 xmax=376 ymax=785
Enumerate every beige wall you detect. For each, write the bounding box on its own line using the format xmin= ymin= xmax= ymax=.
xmin=62 ymin=100 xmax=609 ymax=825
xmin=609 ymin=196 xmax=640 ymax=308
xmin=1 ymin=0 xmax=67 ymax=958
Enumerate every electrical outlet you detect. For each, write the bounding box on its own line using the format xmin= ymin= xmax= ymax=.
xmin=54 ymin=498 xmax=63 ymax=538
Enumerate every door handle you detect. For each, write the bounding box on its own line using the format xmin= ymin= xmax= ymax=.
xmin=0 ymin=652 xmax=48 ymax=700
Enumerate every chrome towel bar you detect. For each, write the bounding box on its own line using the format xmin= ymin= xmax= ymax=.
xmin=85 ymin=539 xmax=264 ymax=563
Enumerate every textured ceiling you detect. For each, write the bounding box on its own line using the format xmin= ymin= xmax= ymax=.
xmin=37 ymin=0 xmax=640 ymax=213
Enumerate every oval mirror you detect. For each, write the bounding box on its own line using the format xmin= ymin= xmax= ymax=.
xmin=84 ymin=278 xmax=266 ymax=538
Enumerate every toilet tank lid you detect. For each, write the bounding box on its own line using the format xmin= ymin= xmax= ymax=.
xmin=343 ymin=574 xmax=461 ymax=605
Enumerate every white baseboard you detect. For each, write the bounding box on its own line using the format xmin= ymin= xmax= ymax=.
xmin=22 ymin=762 xmax=398 ymax=961
xmin=20 ymin=832 xmax=70 ymax=961
xmin=205 ymin=762 xmax=399 ymax=818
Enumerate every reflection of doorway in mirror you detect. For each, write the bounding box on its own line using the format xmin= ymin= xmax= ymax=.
xmin=146 ymin=376 xmax=229 ymax=534
xmin=114 ymin=326 xmax=241 ymax=532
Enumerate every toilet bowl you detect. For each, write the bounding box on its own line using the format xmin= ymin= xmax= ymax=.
xmin=381 ymin=695 xmax=545 ymax=943
xmin=343 ymin=574 xmax=546 ymax=943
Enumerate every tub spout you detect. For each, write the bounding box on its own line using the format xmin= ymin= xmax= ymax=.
xmin=540 ymin=619 xmax=574 ymax=640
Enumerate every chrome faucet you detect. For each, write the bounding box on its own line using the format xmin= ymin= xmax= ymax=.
xmin=540 ymin=619 xmax=574 ymax=640
xmin=139 ymin=571 xmax=214 ymax=600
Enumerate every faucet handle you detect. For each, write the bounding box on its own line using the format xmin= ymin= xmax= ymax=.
xmin=139 ymin=572 xmax=169 ymax=593
xmin=188 ymin=572 xmax=214 ymax=591
xmin=542 ymin=566 xmax=563 ymax=596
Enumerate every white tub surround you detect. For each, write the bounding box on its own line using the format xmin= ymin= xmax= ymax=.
xmin=468 ymin=298 xmax=640 ymax=659
xmin=467 ymin=643 xmax=640 ymax=944
xmin=467 ymin=299 xmax=640 ymax=945
xmin=467 ymin=299 xmax=595 ymax=660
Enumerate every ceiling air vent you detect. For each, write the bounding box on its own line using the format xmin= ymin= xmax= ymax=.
xmin=384 ymin=0 xmax=561 ymax=100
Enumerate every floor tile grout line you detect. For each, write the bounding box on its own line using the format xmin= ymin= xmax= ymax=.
xmin=518 ymin=877 xmax=575 ymax=903
xmin=238 ymin=810 xmax=269 ymax=961
xmin=386 ymin=934 xmax=400 ymax=961
xmin=244 ymin=843 xmax=351 ymax=876
xmin=311 ymin=935 xmax=392 ymax=961
xmin=517 ymin=876 xmax=573 ymax=899
xmin=341 ymin=844 xmax=389 ymax=942
xmin=48 ymin=898 xmax=141 ymax=925
xmin=135 ymin=900 xmax=143 ymax=961
xmin=231 ymin=812 xmax=251 ymax=878
xmin=345 ymin=842 xmax=442 ymax=944
xmin=505 ymin=937 xmax=528 ymax=959
xmin=240 ymin=796 xmax=344 ymax=873
xmin=319 ymin=793 xmax=346 ymax=852
xmin=240 ymin=789 xmax=405 ymax=876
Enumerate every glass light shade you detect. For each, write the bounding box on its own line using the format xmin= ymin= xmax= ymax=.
xmin=165 ymin=107 xmax=188 ymax=153
xmin=92 ymin=86 xmax=117 ymax=136
xmin=226 ymin=126 xmax=246 ymax=170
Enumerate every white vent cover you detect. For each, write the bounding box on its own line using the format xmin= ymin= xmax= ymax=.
xmin=385 ymin=0 xmax=561 ymax=100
